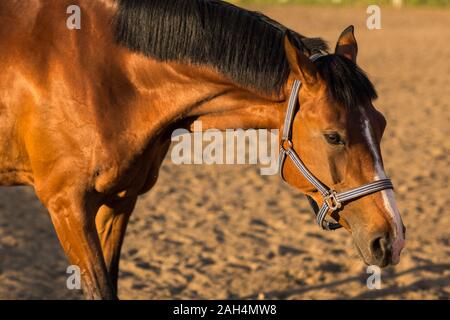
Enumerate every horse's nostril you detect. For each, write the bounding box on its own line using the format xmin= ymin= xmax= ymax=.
xmin=370 ymin=236 xmax=389 ymax=264
xmin=370 ymin=237 xmax=383 ymax=260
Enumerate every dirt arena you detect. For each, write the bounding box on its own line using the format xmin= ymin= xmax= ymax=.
xmin=0 ymin=6 xmax=449 ymax=300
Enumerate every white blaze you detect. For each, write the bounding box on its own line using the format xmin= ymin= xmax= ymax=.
xmin=360 ymin=108 xmax=405 ymax=264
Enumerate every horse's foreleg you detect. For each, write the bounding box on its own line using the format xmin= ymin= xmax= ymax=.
xmin=45 ymin=193 xmax=116 ymax=300
xmin=96 ymin=197 xmax=137 ymax=293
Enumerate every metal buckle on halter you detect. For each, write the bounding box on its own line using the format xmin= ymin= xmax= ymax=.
xmin=324 ymin=191 xmax=342 ymax=212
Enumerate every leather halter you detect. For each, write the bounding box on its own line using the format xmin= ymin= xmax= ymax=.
xmin=278 ymin=54 xmax=394 ymax=231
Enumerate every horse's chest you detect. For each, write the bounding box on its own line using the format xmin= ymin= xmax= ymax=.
xmin=93 ymin=136 xmax=171 ymax=198
xmin=0 ymin=73 xmax=35 ymax=184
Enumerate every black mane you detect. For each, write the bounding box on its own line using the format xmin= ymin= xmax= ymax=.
xmin=115 ymin=0 xmax=376 ymax=108
xmin=115 ymin=0 xmax=328 ymax=95
xmin=315 ymin=55 xmax=378 ymax=111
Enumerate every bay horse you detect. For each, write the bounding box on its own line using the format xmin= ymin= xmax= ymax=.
xmin=0 ymin=0 xmax=405 ymax=299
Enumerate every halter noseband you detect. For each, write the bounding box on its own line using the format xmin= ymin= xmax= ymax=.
xmin=278 ymin=53 xmax=394 ymax=231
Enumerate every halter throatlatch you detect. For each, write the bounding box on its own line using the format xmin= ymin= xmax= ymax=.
xmin=278 ymin=54 xmax=394 ymax=231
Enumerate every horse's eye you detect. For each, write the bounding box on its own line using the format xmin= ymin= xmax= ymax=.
xmin=324 ymin=133 xmax=344 ymax=145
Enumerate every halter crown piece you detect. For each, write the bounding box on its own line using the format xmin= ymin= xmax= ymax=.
xmin=278 ymin=53 xmax=394 ymax=231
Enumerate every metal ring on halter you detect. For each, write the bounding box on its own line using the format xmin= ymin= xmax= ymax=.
xmin=324 ymin=191 xmax=342 ymax=212
xmin=280 ymin=139 xmax=293 ymax=151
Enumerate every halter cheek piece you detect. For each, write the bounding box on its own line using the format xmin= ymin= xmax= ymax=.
xmin=278 ymin=53 xmax=394 ymax=231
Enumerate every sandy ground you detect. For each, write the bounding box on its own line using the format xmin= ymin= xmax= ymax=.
xmin=0 ymin=6 xmax=449 ymax=300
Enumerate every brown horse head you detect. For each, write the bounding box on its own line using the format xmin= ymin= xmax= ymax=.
xmin=281 ymin=26 xmax=405 ymax=267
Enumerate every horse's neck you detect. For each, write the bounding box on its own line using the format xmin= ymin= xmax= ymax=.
xmin=125 ymin=57 xmax=287 ymax=137
xmin=82 ymin=0 xmax=287 ymax=135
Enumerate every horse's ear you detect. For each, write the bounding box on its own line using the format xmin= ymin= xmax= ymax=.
xmin=283 ymin=31 xmax=319 ymax=90
xmin=335 ymin=25 xmax=358 ymax=63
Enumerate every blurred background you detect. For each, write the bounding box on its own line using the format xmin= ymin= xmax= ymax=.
xmin=0 ymin=1 xmax=449 ymax=299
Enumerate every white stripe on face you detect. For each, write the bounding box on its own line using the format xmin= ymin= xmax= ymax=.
xmin=360 ymin=108 xmax=405 ymax=264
